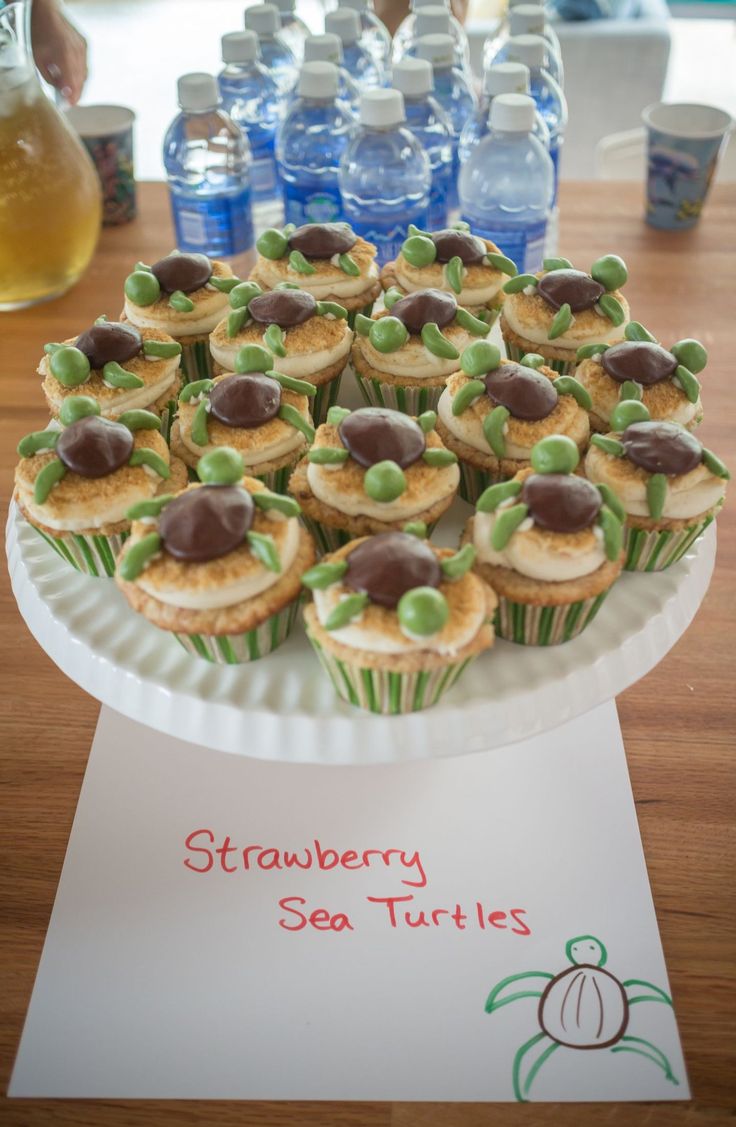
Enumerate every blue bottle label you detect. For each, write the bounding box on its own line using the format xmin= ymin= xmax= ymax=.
xmin=169 ymin=186 xmax=254 ymax=257
xmin=283 ymin=185 xmax=343 ymax=226
xmin=461 ymin=216 xmax=547 ymax=274
xmin=350 ymin=208 xmax=431 ymax=267
xmin=550 ymin=144 xmax=560 ymax=205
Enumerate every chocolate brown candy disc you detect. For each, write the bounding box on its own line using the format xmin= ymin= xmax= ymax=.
xmin=344 ymin=532 xmax=441 ymax=608
xmin=75 ymin=321 xmax=142 ymax=369
xmin=521 ymin=473 xmax=601 ymax=533
xmin=621 ymin=421 xmax=702 ymax=476
xmin=432 ymin=230 xmax=486 ymax=265
xmin=288 ymin=222 xmax=356 ymax=258
xmin=56 ymin=415 xmax=134 ymax=478
xmin=248 ymin=289 xmax=317 ymax=327
xmin=601 ymin=341 xmax=677 ymax=386
xmin=209 ymin=374 xmax=282 ymax=429
xmin=484 ymin=362 xmax=558 ymax=420
xmin=150 ymin=253 xmax=212 ymax=294
xmin=159 ymin=486 xmax=254 ymax=562
xmin=390 ymin=289 xmax=457 ymax=334
xmin=338 ymin=408 xmax=426 ymax=468
xmin=537 ymin=269 xmax=605 ymax=313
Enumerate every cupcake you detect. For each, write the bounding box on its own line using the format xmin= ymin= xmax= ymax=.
xmin=170 ymin=345 xmax=316 ymax=493
xmin=585 ymin=400 xmax=729 ymax=571
xmin=15 ymin=395 xmax=185 ymax=577
xmin=40 ymin=318 xmax=183 ymax=438
xmin=302 ymin=530 xmax=496 ymax=713
xmin=249 ymin=222 xmax=380 ymax=326
xmin=465 ymin=435 xmax=624 ymax=645
xmin=351 ymin=287 xmax=492 ymax=414
xmin=380 ymin=222 xmax=517 ymax=322
xmin=208 ymin=283 xmax=352 ymax=425
xmin=116 ymin=448 xmax=316 ymax=663
xmin=122 ymin=252 xmax=238 ymax=383
xmin=574 ymin=321 xmax=706 ymax=432
xmin=436 ymin=342 xmax=591 ymax=504
xmin=500 ymin=254 xmax=631 ymax=375
xmin=288 ymin=404 xmax=459 ymax=553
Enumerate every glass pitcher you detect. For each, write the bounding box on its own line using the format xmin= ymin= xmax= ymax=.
xmin=0 ymin=0 xmax=101 ymax=310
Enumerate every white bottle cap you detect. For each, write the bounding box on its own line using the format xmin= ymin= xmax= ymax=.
xmin=177 ymin=72 xmax=220 ymax=111
xmin=341 ymin=0 xmax=368 ymax=10
xmin=392 ymin=57 xmax=433 ymax=97
xmin=304 ymin=33 xmax=343 ymax=64
xmin=360 ymin=88 xmax=405 ymax=127
xmin=415 ymin=5 xmax=450 ymax=37
xmin=506 ymin=34 xmax=546 ymax=69
xmin=510 ymin=5 xmax=547 ymax=37
xmin=272 ymin=0 xmax=295 ymax=12
xmin=298 ymin=60 xmax=339 ymax=98
xmin=483 ymin=61 xmax=529 ymax=97
xmin=325 ymin=9 xmax=361 ymax=46
xmin=489 ymin=92 xmax=535 ymax=132
xmin=412 ymin=0 xmax=449 ymax=9
xmin=508 ymin=0 xmax=531 ymax=8
xmin=416 ymin=33 xmax=455 ymax=69
xmin=244 ymin=3 xmax=281 ymax=36
xmin=221 ymin=30 xmax=260 ymax=64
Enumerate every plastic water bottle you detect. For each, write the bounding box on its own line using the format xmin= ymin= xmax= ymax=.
xmin=325 ymin=9 xmax=383 ymax=89
xmin=458 ymin=93 xmax=553 ymax=273
xmin=393 ymin=0 xmax=468 ymax=68
xmin=270 ymin=0 xmax=311 ymax=64
xmin=277 ymin=61 xmax=354 ymax=225
xmin=244 ymin=4 xmax=298 ymax=95
xmin=303 ymin=33 xmax=361 ymax=116
xmin=481 ymin=0 xmax=534 ymax=72
xmin=339 ymin=0 xmax=391 ymax=72
xmin=392 ymin=58 xmax=453 ymax=230
xmin=458 ymin=61 xmax=549 ymax=166
xmin=416 ymin=34 xmax=477 ymax=210
xmin=163 ymin=73 xmax=254 ymax=276
xmin=339 ymin=89 xmax=431 ymax=265
xmin=401 ymin=5 xmax=470 ymax=73
xmin=487 ymin=6 xmax=564 ymax=88
xmin=218 ymin=32 xmax=284 ymax=227
xmin=506 ymin=35 xmax=567 ymax=195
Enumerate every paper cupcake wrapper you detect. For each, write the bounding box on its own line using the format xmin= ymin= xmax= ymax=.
xmin=503 ymin=340 xmax=576 ymax=376
xmin=494 ymin=589 xmax=611 ymax=646
xmin=306 ymin=631 xmax=475 ymax=714
xmin=346 ymin=301 xmax=376 ymax=330
xmin=256 ymin=460 xmax=299 ymax=494
xmin=159 ymin=399 xmax=176 ymax=444
xmin=32 ymin=526 xmax=127 ymax=578
xmin=310 ymin=373 xmax=343 ymax=427
xmin=623 ymin=515 xmax=713 ymax=572
xmin=174 ymin=600 xmax=299 ymax=663
xmin=457 ymin=459 xmax=506 ymax=505
xmin=353 ymin=369 xmax=443 ymax=415
xmin=180 ymin=340 xmax=214 ymax=384
xmin=300 ymin=513 xmax=440 ymax=556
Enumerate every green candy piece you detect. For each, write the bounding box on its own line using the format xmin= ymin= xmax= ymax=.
xmin=282 ymin=223 xmax=296 ymax=237
xmin=421 ymin=321 xmax=459 ymax=360
xmin=168 ymin=290 xmax=195 ymax=313
xmin=129 ymin=449 xmax=170 ymax=478
xmin=325 ymin=593 xmax=370 ymax=631
xmin=590 ymin=254 xmax=628 ymax=292
xmin=417 ymin=410 xmax=437 ymax=433
xmin=595 ymin=482 xmax=625 ymax=523
xmin=483 ymin=405 xmax=510 ymax=458
xmin=461 ymin=340 xmax=500 ymax=377
xmin=554 ymin=376 xmax=592 ymax=411
xmin=142 ymin=339 xmax=182 ymax=359
xmin=288 ymin=249 xmax=316 ymax=275
xmin=597 ymin=294 xmax=626 ymax=327
xmin=445 ymin=255 xmax=464 ymax=295
xmin=530 ymin=434 xmax=579 ymax=475
xmin=235 ymin=344 xmax=272 ymax=373
xmin=397 ymin=586 xmax=449 ymax=638
xmin=124 ymin=270 xmax=161 ymax=306
xmin=179 ymin=378 xmax=214 ymax=403
xmin=256 ymin=228 xmax=289 ymax=259
xmin=338 ymin=253 xmax=360 ymax=276
xmin=117 ymin=410 xmax=161 ymax=433
xmin=50 ymin=346 xmax=91 ymax=388
xmin=316 ymin=301 xmax=348 ymax=320
xmin=646 ymin=473 xmax=668 ymax=520
xmin=452 ymin=379 xmax=486 ymax=415
xmin=43 ymin=342 xmax=63 ymax=354
xmin=229 ymin=281 xmax=262 ymax=310
xmin=246 ymin=530 xmax=281 ymax=573
xmin=369 ymin=316 xmax=408 ymax=354
xmin=134 ymin=262 xmax=152 ymax=273
xmin=671 ymin=338 xmax=707 ymax=374
xmin=503 ymin=273 xmax=538 ymax=294
xmin=208 ymin=275 xmax=242 ymax=293
xmin=598 ymin=505 xmax=623 ymax=561
xmin=590 ymin=434 xmax=626 ymax=456
xmin=673 ymin=365 xmax=701 ymax=406
xmin=302 ymin=561 xmax=348 ymax=589
xmin=268 ymin=370 xmax=316 ymax=396
xmin=197 ymin=447 xmax=244 ymax=484
xmin=422 ymin=448 xmax=458 ymax=467
xmin=33 ymin=458 xmax=67 ymax=504
xmin=354 ymin=313 xmax=373 ymax=336
xmin=265 ymin=323 xmax=287 ymax=357
xmin=483 ymin=252 xmax=517 ymax=276
xmin=102 ymin=361 xmax=144 ymax=389
xmin=401 ymin=235 xmax=437 ymax=267
xmin=275 ymin=281 xmax=300 ymax=291
xmin=576 ymin=342 xmax=609 ymax=361
xmin=476 ymin=479 xmax=522 ymax=513
xmin=520 ymin=353 xmax=545 ymax=370
xmin=625 ymin=321 xmax=657 ymax=343
xmin=619 ymin=380 xmax=643 ymax=402
xmin=542 ymin=257 xmax=573 ymax=271
xmin=227 ymin=308 xmax=248 ymax=338
xmin=490 ymin=502 xmax=530 ymax=551
xmin=326 ymin=406 xmax=351 ymax=426
xmin=452 ymin=220 xmax=470 ymax=232
xmin=383 ymin=287 xmax=404 ymax=310
xmin=440 ymin=544 xmax=475 ymax=580
xmin=308 ymin=446 xmax=349 ymax=464
xmin=454 ymin=307 xmax=491 ymax=337
xmin=548 ymin=302 xmax=573 ymax=340
xmin=363 ymin=460 xmax=406 ymax=502
xmin=59 ymin=395 xmax=100 ymax=426
xmin=118 ymin=531 xmax=162 ymax=581
xmin=701 ymin=447 xmax=730 ymax=480
xmin=403 ymin=521 xmax=427 ymax=539
xmin=126 ymin=495 xmax=174 ymax=520
xmin=17 ymin=429 xmax=60 ymax=457
xmin=94 ymin=315 xmax=108 ymax=324
xmin=610 ymin=399 xmax=649 ymax=431
xmin=406 ymin=224 xmax=432 ymax=238
xmin=252 ymin=491 xmax=301 ymax=517
xmin=278 ymin=404 xmax=315 ymax=443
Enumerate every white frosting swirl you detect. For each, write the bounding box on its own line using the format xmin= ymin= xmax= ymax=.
xmin=584 ymin=445 xmax=726 ymax=520
xmin=257 ymin=259 xmax=379 ymax=299
xmin=394 ymin=264 xmax=503 ymax=308
xmin=357 ymin=329 xmax=476 ymax=380
xmin=306 ymin=458 xmax=459 ymax=521
xmin=177 ymin=411 xmax=306 ymax=469
xmin=436 ymin=387 xmax=588 ymax=461
xmin=209 ymin=325 xmax=352 ymax=378
xmin=473 ymin=506 xmax=606 ymax=581
xmin=503 ymin=297 xmax=629 ymax=350
xmin=123 ymin=297 xmax=227 ymax=337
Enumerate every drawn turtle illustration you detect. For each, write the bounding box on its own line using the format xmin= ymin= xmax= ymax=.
xmin=485 ymin=935 xmax=679 ymax=1101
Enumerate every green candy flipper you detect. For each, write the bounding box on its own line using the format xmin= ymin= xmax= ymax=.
xmin=33 ymin=458 xmax=67 ymax=504
xmin=129 ymin=449 xmax=170 ymax=478
xmin=483 ymin=404 xmax=510 ymax=458
xmin=490 ymin=503 xmax=530 ymax=551
xmin=246 ymin=530 xmax=281 ymax=572
xmin=118 ymin=532 xmax=161 ymax=581
xmin=646 ymin=473 xmax=668 ymax=520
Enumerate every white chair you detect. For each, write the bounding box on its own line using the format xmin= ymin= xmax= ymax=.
xmin=596 ymin=125 xmax=736 ymax=181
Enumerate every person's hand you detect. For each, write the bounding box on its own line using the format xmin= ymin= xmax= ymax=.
xmin=31 ymin=0 xmax=88 ymax=105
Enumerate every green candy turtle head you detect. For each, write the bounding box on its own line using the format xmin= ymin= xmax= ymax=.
xmin=59 ymin=395 xmax=101 ymax=426
xmin=610 ymin=399 xmax=651 ymax=432
xmin=530 ymin=435 xmax=579 ymax=476
xmin=197 ymin=446 xmax=245 ymax=486
xmin=235 ymin=344 xmax=272 ymax=373
xmin=566 ymin=935 xmax=608 ymax=967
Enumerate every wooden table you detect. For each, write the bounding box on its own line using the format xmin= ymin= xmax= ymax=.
xmin=1 ymin=183 xmax=734 ymax=1126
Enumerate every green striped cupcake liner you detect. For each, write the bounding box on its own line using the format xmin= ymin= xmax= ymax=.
xmin=180 ymin=340 xmax=214 ymax=384
xmin=306 ymin=631 xmax=475 ymax=714
xmin=346 ymin=301 xmax=376 ymax=330
xmin=310 ymin=373 xmax=343 ymax=426
xmin=32 ymin=525 xmax=128 ymax=578
xmin=503 ymin=340 xmax=575 ymax=376
xmin=494 ymin=589 xmax=611 ymax=645
xmin=300 ymin=513 xmax=440 ymax=556
xmin=256 ymin=460 xmax=298 ymax=494
xmin=457 ymin=458 xmax=507 ymax=505
xmin=159 ymin=399 xmax=176 ymax=444
xmin=174 ymin=600 xmax=299 ymax=663
xmin=623 ymin=515 xmax=713 ymax=572
xmin=352 ymin=369 xmax=444 ymax=415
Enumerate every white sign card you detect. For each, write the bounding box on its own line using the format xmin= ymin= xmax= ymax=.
xmin=10 ymin=701 xmax=688 ymax=1102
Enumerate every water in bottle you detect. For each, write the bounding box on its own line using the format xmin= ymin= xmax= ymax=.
xmin=458 ymin=93 xmax=553 ymax=273
xmin=218 ymin=31 xmax=284 ymax=228
xmin=458 ymin=61 xmax=549 ymax=165
xmin=277 ymin=61 xmax=355 ymax=225
xmin=339 ymin=88 xmax=431 ymax=265
xmin=303 ymin=33 xmax=361 ymax=116
xmin=163 ymin=73 xmax=254 ymax=276
xmin=392 ymin=58 xmax=453 ymax=229
xmin=487 ymin=5 xmax=564 ymax=88
xmin=244 ymin=3 xmax=298 ymax=95
xmin=416 ymin=34 xmax=477 ymax=210
xmin=506 ymin=34 xmax=567 ymax=193
xmin=325 ymin=9 xmax=383 ymax=89
xmin=400 ymin=5 xmax=470 ymax=73
xmin=271 ymin=0 xmax=311 ymax=63
xmin=393 ymin=0 xmax=468 ymax=68
xmin=339 ymin=0 xmax=391 ymax=72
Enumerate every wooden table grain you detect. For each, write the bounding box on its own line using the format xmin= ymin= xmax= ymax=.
xmin=1 ymin=183 xmax=734 ymax=1126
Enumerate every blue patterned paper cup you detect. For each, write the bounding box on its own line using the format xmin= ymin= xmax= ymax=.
xmin=643 ymin=102 xmax=732 ymax=230
xmin=65 ymin=104 xmax=136 ymax=226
